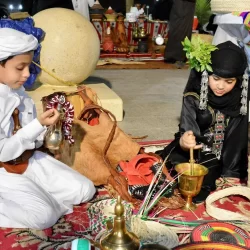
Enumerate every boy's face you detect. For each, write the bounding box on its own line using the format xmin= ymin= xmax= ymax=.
xmin=0 ymin=52 xmax=33 ymax=89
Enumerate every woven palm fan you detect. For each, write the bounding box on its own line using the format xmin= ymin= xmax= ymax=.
xmin=88 ymin=198 xmax=133 ymax=236
xmin=206 ymin=186 xmax=250 ymax=221
xmin=173 ymin=242 xmax=248 ymax=250
xmin=211 ymin=0 xmax=250 ymax=13
xmin=190 ymin=222 xmax=250 ymax=248
xmin=130 ymin=216 xmax=179 ymax=249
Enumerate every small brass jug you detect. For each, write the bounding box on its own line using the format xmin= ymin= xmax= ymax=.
xmin=133 ymin=26 xmax=139 ymax=38
xmin=139 ymin=27 xmax=146 ymax=38
xmin=100 ymin=196 xmax=140 ymax=250
xmin=44 ymin=103 xmax=64 ymax=150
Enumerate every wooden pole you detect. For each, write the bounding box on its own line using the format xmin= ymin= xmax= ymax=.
xmin=126 ymin=0 xmax=134 ymax=12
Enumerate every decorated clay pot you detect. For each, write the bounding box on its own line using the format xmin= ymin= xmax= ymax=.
xmin=103 ymin=36 xmax=114 ymax=52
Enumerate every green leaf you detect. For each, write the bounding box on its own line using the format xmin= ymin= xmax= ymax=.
xmin=210 ymin=47 xmax=218 ymax=51
xmin=206 ymin=64 xmax=213 ymax=72
xmin=182 ymin=34 xmax=217 ymax=73
xmin=195 ymin=65 xmax=201 ymax=72
xmin=184 ymin=37 xmax=191 ymax=47
xmin=195 ymin=0 xmax=211 ymax=26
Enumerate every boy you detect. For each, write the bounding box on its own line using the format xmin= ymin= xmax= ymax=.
xmin=0 ymin=28 xmax=95 ymax=229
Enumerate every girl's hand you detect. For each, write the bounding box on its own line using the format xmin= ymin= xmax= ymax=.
xmin=179 ymin=131 xmax=202 ymax=151
xmin=38 ymin=109 xmax=59 ymax=126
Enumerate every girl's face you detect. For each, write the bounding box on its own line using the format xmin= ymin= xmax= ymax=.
xmin=208 ymin=74 xmax=237 ymax=96
xmin=0 ymin=52 xmax=33 ymax=89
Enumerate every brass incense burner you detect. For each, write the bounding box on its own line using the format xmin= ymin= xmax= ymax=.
xmin=175 ymin=148 xmax=208 ymax=211
xmin=100 ymin=196 xmax=140 ymax=250
xmin=44 ymin=102 xmax=64 ymax=150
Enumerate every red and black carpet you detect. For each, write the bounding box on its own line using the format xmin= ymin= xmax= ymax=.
xmin=0 ymin=140 xmax=249 ymax=250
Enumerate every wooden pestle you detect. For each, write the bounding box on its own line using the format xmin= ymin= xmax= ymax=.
xmin=190 ymin=147 xmax=194 ymax=175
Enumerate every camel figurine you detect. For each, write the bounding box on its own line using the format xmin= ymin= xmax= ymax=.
xmin=112 ymin=14 xmax=129 ymax=53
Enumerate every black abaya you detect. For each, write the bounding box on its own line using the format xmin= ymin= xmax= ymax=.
xmin=158 ymin=70 xmax=248 ymax=202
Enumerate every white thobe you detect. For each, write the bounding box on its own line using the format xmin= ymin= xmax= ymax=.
xmin=72 ymin=0 xmax=95 ymax=20
xmin=212 ymin=14 xmax=243 ymax=46
xmin=0 ymin=84 xmax=96 ymax=229
xmin=213 ymin=14 xmax=250 ymax=64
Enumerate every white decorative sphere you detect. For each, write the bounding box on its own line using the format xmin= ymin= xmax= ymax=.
xmin=33 ymin=8 xmax=100 ymax=86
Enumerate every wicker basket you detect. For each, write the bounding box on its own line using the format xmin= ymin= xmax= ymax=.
xmin=211 ymin=0 xmax=250 ymax=13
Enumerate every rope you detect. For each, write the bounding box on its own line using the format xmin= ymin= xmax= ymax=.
xmin=76 ymin=91 xmax=117 ymax=169
xmin=36 ymin=59 xmax=116 ymax=157
xmin=32 ymin=61 xmax=76 ymax=86
xmin=33 ymin=61 xmax=101 ymax=106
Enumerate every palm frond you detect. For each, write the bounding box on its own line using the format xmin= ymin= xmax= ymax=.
xmin=195 ymin=0 xmax=211 ymax=26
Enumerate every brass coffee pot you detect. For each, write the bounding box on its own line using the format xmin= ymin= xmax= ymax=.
xmin=139 ymin=27 xmax=146 ymax=38
xmin=133 ymin=26 xmax=139 ymax=39
xmin=44 ymin=103 xmax=64 ymax=150
xmin=100 ymin=196 xmax=140 ymax=250
xmin=133 ymin=27 xmax=148 ymax=39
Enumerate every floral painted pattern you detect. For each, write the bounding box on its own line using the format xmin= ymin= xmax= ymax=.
xmin=0 ymin=178 xmax=248 ymax=250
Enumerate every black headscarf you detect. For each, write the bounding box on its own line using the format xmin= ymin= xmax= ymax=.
xmin=211 ymin=41 xmax=247 ymax=78
xmin=184 ymin=41 xmax=248 ymax=117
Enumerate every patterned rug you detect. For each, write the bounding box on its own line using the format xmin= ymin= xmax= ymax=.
xmin=0 ymin=140 xmax=249 ymax=250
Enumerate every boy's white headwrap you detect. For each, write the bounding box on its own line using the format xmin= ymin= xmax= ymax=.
xmin=0 ymin=28 xmax=38 ymax=61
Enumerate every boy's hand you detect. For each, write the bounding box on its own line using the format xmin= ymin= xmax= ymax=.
xmin=38 ymin=109 xmax=59 ymax=126
xmin=179 ymin=130 xmax=202 ymax=151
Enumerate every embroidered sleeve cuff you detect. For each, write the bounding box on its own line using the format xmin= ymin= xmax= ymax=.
xmin=16 ymin=118 xmax=46 ymax=142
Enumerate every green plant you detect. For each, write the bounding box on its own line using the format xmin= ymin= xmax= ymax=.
xmin=182 ymin=36 xmax=217 ymax=72
xmin=195 ymin=0 xmax=211 ymax=27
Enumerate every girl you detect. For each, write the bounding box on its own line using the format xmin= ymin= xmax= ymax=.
xmin=0 ymin=28 xmax=95 ymax=229
xmin=160 ymin=41 xmax=249 ymax=203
